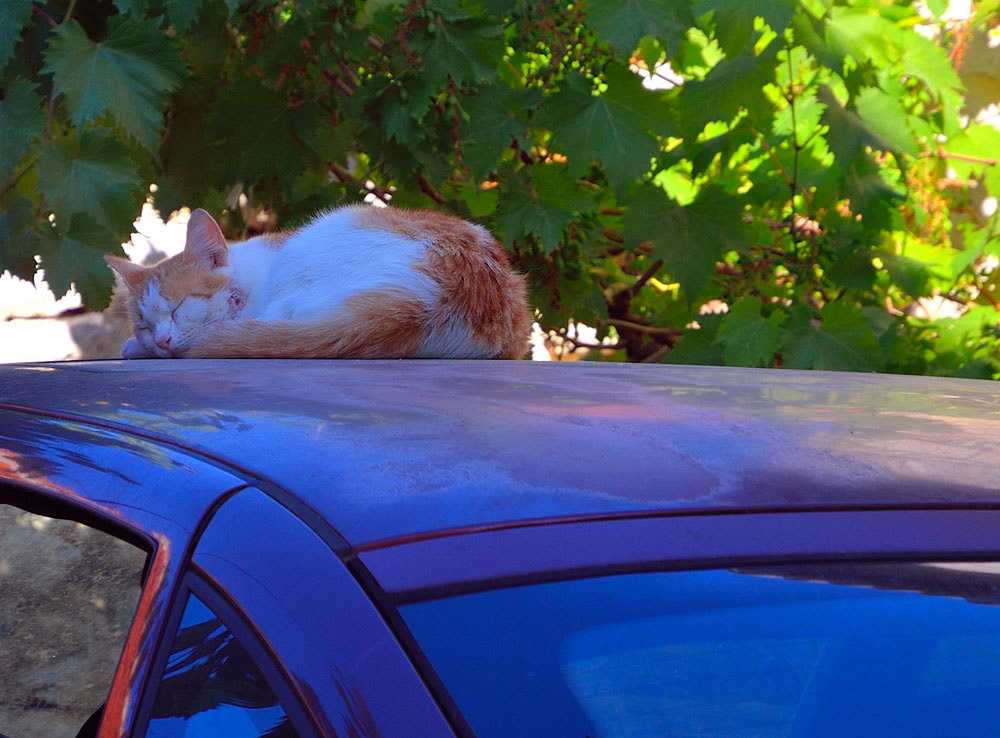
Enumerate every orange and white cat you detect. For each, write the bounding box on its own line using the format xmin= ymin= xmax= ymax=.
xmin=105 ymin=206 xmax=531 ymax=359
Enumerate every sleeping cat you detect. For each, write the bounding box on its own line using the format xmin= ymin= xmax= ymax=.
xmin=104 ymin=206 xmax=531 ymax=359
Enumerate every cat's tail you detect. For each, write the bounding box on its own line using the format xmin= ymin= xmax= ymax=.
xmin=420 ymin=226 xmax=532 ymax=360
xmin=185 ymin=288 xmax=430 ymax=359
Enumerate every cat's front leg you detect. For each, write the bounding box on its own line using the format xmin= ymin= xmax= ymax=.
xmin=121 ymin=337 xmax=156 ymax=359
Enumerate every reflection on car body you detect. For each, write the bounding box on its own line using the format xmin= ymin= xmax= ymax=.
xmin=3 ymin=360 xmax=1000 ymax=737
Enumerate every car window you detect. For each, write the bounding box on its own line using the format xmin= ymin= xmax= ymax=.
xmin=0 ymin=503 xmax=146 ymax=738
xmin=401 ymin=562 xmax=1000 ymax=738
xmin=143 ymin=589 xmax=301 ymax=738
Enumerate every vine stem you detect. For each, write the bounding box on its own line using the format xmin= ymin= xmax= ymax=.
xmin=786 ymin=44 xmax=801 ymax=247
xmin=0 ymin=156 xmax=38 ymax=199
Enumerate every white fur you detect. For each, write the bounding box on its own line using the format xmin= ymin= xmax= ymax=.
xmin=235 ymin=209 xmax=439 ymax=322
xmin=417 ymin=319 xmax=489 ymax=359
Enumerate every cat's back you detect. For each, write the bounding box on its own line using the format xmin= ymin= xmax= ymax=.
xmin=251 ymin=206 xmax=438 ymax=320
xmin=250 ymin=205 xmax=529 ymax=357
xmin=273 ymin=206 xmax=446 ymax=267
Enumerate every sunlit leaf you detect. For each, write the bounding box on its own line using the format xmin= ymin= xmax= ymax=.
xmin=587 ymin=0 xmax=694 ymax=57
xmin=678 ymin=44 xmax=780 ymax=136
xmin=694 ymin=0 xmax=794 ymax=58
xmin=855 ymin=87 xmax=917 ymax=156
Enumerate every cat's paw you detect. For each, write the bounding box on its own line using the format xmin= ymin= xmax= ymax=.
xmin=121 ymin=337 xmax=153 ymax=359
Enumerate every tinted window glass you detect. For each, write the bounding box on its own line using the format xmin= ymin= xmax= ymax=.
xmin=402 ymin=563 xmax=1000 ymax=738
xmin=0 ymin=504 xmax=146 ymax=738
xmin=145 ymin=591 xmax=299 ymax=738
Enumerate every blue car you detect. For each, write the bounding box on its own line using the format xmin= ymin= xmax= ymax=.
xmin=2 ymin=360 xmax=1000 ymax=738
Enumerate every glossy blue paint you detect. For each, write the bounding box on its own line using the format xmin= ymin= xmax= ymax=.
xmin=0 ymin=408 xmax=245 ymax=535
xmin=191 ymin=488 xmax=456 ymax=738
xmin=2 ymin=360 xmax=1000 ymax=546
xmin=360 ymin=509 xmax=1000 ymax=600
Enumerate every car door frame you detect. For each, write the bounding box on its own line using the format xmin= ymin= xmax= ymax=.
xmin=132 ymin=486 xmax=459 ymax=738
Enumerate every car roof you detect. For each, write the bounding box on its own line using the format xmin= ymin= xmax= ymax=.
xmin=1 ymin=360 xmax=999 ymax=547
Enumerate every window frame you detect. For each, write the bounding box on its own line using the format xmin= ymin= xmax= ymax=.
xmin=0 ymin=480 xmax=156 ymax=558
xmin=133 ymin=571 xmax=320 ymax=738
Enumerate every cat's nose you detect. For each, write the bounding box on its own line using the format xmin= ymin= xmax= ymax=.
xmin=156 ymin=335 xmax=172 ymax=350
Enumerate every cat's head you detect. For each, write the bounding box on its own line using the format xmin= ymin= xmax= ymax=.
xmin=105 ymin=209 xmax=245 ymax=358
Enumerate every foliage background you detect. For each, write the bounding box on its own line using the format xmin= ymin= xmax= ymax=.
xmin=2 ymin=0 xmax=1000 ymax=373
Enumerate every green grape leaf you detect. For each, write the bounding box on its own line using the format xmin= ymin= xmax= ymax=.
xmin=854 ymin=86 xmax=917 ymax=156
xmin=790 ymin=9 xmax=843 ymax=72
xmin=678 ymin=44 xmax=780 ymax=137
xmin=42 ymin=16 xmax=188 ymax=152
xmin=496 ymin=165 xmax=593 ymax=251
xmin=419 ymin=16 xmax=504 ymax=84
xmin=37 ymin=128 xmax=142 ymax=237
xmin=783 ymin=303 xmax=883 ymax=372
xmin=817 ymin=85 xmax=886 ymax=168
xmin=114 ymin=0 xmax=152 ymax=14
xmin=0 ymin=0 xmax=33 ymax=67
xmin=210 ymin=79 xmax=323 ymax=188
xmin=623 ymin=183 xmax=748 ymax=300
xmin=0 ymin=197 xmax=39 ymax=282
xmin=462 ymin=86 xmax=538 ymax=180
xmin=0 ymin=78 xmax=45 ymax=179
xmin=879 ymin=252 xmax=936 ymax=298
xmin=826 ymin=248 xmax=877 ymax=291
xmin=715 ymin=297 xmax=784 ymax=366
xmin=823 ymin=7 xmax=898 ymax=69
xmin=164 ymin=0 xmax=211 ymax=33
xmin=586 ymin=0 xmax=694 ymax=58
xmin=458 ymin=185 xmax=499 ymax=218
xmin=843 ymin=152 xmax=904 ymax=228
xmin=158 ymin=90 xmax=225 ymax=205
xmin=771 ymin=91 xmax=825 ymax=145
xmin=385 ymin=105 xmax=421 ymax=145
xmin=902 ymin=31 xmax=963 ymax=103
xmin=36 ymin=213 xmax=117 ymax=310
xmin=694 ymin=0 xmax=794 ymax=58
xmin=539 ymin=66 xmax=666 ymax=196
xmin=663 ymin=328 xmax=725 ymax=365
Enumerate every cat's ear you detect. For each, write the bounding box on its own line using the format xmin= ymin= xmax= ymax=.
xmin=185 ymin=209 xmax=229 ymax=268
xmin=104 ymin=255 xmax=148 ymax=292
